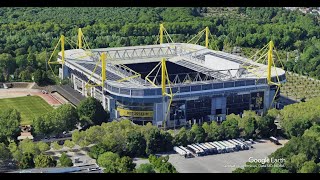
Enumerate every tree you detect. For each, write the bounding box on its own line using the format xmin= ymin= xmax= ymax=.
xmin=161 ymin=131 xmax=173 ymax=152
xmin=8 ymin=141 xmax=22 ymax=162
xmin=15 ymin=55 xmax=28 ymax=68
xmin=238 ymin=111 xmax=258 ymax=138
xmin=97 ymin=152 xmax=120 ymax=173
xmin=270 ymin=167 xmax=289 ymax=173
xmin=135 ymin=163 xmax=155 ymax=173
xmin=88 ymin=143 xmax=108 ymax=159
xmin=145 ymin=128 xmax=162 ymax=155
xmin=0 ymin=73 xmax=4 ymax=82
xmin=158 ymin=162 xmax=177 ymax=173
xmin=0 ymin=53 xmax=16 ymax=80
xmin=19 ymin=70 xmax=32 ymax=81
xmin=34 ymin=154 xmax=57 ymax=168
xmin=125 ymin=131 xmax=146 ymax=157
xmin=285 ymin=153 xmax=308 ymax=173
xmin=189 ymin=124 xmax=206 ymax=143
xmin=19 ymin=138 xmax=40 ymax=156
xmin=299 ymin=161 xmax=319 ymax=173
xmin=258 ymin=111 xmax=277 ymax=137
xmin=145 ymin=128 xmax=172 ymax=154
xmin=27 ymin=53 xmax=36 ymax=67
xmin=52 ymin=104 xmax=79 ymax=134
xmin=303 ymin=125 xmax=320 ymax=142
xmin=116 ymin=156 xmax=136 ymax=173
xmin=208 ymin=121 xmax=223 ymax=141
xmin=33 ymin=69 xmax=43 ymax=85
xmin=51 ymin=141 xmax=62 ymax=150
xmin=284 ymin=118 xmax=312 ymax=138
xmin=33 ymin=104 xmax=79 ymax=137
xmin=63 ymin=140 xmax=75 ymax=149
xmin=148 ymin=154 xmax=177 ymax=173
xmin=279 ymin=97 xmax=320 ymax=138
xmin=19 ymin=153 xmax=35 ymax=169
xmin=37 ymin=142 xmax=50 ymax=152
xmin=71 ymin=130 xmax=90 ymax=147
xmin=0 ymin=143 xmax=11 ymax=163
xmin=0 ymin=108 xmax=21 ymax=142
xmin=222 ymin=115 xmax=240 ymax=139
xmin=173 ymin=127 xmax=189 ymax=146
xmin=77 ymin=97 xmax=109 ymax=127
xmin=33 ymin=115 xmax=53 ymax=137
xmin=59 ymin=152 xmax=73 ymax=167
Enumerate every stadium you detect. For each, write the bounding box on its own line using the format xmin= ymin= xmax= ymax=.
xmin=51 ymin=25 xmax=286 ymax=129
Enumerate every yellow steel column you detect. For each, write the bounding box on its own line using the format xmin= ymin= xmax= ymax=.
xmin=101 ymin=52 xmax=106 ymax=110
xmin=161 ymin=58 xmax=166 ymax=95
xmin=205 ymin=27 xmax=209 ymax=48
xmin=61 ymin=35 xmax=65 ymax=64
xmin=160 ymin=24 xmax=164 ymax=44
xmin=101 ymin=53 xmax=106 ymax=82
xmin=78 ymin=28 xmax=82 ymax=49
xmin=161 ymin=57 xmax=167 ymax=129
xmin=267 ymin=41 xmax=273 ymax=84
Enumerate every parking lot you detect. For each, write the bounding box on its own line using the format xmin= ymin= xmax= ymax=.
xmin=168 ymin=139 xmax=288 ymax=173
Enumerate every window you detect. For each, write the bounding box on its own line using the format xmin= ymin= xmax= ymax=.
xmin=216 ymin=109 xmax=222 ymax=115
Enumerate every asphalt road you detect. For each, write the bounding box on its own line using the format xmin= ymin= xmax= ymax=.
xmin=34 ymin=136 xmax=72 ymax=143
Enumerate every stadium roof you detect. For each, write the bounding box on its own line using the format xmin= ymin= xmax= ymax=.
xmin=58 ymin=43 xmax=285 ymax=88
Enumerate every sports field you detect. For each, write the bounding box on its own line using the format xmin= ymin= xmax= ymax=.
xmin=0 ymin=96 xmax=53 ymax=125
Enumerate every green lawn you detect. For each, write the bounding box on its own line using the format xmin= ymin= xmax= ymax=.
xmin=0 ymin=96 xmax=53 ymax=125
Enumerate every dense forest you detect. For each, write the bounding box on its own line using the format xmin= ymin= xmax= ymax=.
xmin=0 ymin=7 xmax=319 ymax=83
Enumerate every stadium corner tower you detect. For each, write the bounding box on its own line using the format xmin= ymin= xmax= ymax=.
xmin=56 ymin=26 xmax=286 ymax=128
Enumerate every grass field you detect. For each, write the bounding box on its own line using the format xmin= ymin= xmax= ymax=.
xmin=0 ymin=96 xmax=53 ymax=125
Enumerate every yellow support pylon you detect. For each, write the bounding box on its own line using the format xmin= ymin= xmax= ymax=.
xmin=101 ymin=53 xmax=106 ymax=82
xmin=85 ymin=52 xmax=107 ymax=90
xmin=78 ymin=28 xmax=82 ymax=49
xmin=160 ymin=24 xmax=164 ymax=44
xmin=267 ymin=41 xmax=273 ymax=85
xmin=61 ymin=35 xmax=65 ymax=64
xmin=161 ymin=58 xmax=166 ymax=95
xmin=205 ymin=27 xmax=209 ymax=48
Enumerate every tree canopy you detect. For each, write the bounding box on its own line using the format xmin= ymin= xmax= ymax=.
xmin=97 ymin=152 xmax=136 ymax=173
xmin=34 ymin=154 xmax=57 ymax=168
xmin=33 ymin=104 xmax=79 ymax=137
xmin=59 ymin=152 xmax=73 ymax=167
xmin=77 ymin=97 xmax=109 ymax=127
xmin=0 ymin=108 xmax=21 ymax=143
xmin=135 ymin=163 xmax=156 ymax=173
